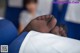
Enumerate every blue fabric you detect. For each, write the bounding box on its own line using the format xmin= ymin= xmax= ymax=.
xmin=66 ymin=22 xmax=80 ymax=40
xmin=9 ymin=32 xmax=28 ymax=53
xmin=52 ymin=0 xmax=59 ymax=24
xmin=59 ymin=4 xmax=68 ymax=24
xmin=5 ymin=0 xmax=24 ymax=28
xmin=0 ymin=19 xmax=18 ymax=45
xmin=5 ymin=7 xmax=22 ymax=28
xmin=51 ymin=0 xmax=68 ymax=25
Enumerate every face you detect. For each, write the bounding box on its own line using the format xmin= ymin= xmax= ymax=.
xmin=26 ymin=3 xmax=37 ymax=12
xmin=29 ymin=15 xmax=57 ymax=33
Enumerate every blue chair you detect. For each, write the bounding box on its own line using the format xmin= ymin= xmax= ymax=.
xmin=66 ymin=22 xmax=80 ymax=40
xmin=0 ymin=19 xmax=18 ymax=45
xmin=51 ymin=0 xmax=68 ymax=25
xmin=5 ymin=7 xmax=22 ymax=28
xmin=9 ymin=32 xmax=28 ymax=53
xmin=5 ymin=0 xmax=24 ymax=28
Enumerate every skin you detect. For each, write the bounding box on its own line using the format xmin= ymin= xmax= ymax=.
xmin=23 ymin=15 xmax=67 ymax=37
xmin=19 ymin=1 xmax=67 ymax=36
xmin=26 ymin=3 xmax=38 ymax=14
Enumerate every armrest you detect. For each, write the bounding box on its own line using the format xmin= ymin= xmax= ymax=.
xmin=9 ymin=32 xmax=28 ymax=53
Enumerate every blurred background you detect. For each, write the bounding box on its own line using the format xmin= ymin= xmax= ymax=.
xmin=0 ymin=0 xmax=80 ymax=40
xmin=0 ymin=0 xmax=6 ymax=17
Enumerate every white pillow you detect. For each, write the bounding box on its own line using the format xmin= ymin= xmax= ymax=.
xmin=19 ymin=31 xmax=80 ymax=53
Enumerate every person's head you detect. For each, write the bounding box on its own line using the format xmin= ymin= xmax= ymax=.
xmin=23 ymin=15 xmax=57 ymax=33
xmin=23 ymin=0 xmax=38 ymax=12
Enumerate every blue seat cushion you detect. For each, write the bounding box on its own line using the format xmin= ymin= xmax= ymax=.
xmin=67 ymin=22 xmax=80 ymax=40
xmin=0 ymin=19 xmax=18 ymax=45
xmin=9 ymin=32 xmax=28 ymax=53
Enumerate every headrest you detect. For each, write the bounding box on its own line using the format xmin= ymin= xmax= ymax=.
xmin=8 ymin=0 xmax=23 ymax=8
xmin=0 ymin=19 xmax=18 ymax=45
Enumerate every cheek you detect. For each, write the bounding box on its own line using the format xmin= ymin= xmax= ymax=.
xmin=31 ymin=20 xmax=40 ymax=28
xmin=31 ymin=20 xmax=46 ymax=28
xmin=26 ymin=4 xmax=37 ymax=11
xmin=26 ymin=5 xmax=33 ymax=10
xmin=31 ymin=5 xmax=37 ymax=9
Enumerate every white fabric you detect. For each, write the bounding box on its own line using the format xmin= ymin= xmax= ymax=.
xmin=19 ymin=31 xmax=80 ymax=53
xmin=65 ymin=0 xmax=80 ymax=24
xmin=19 ymin=11 xmax=42 ymax=30
xmin=37 ymin=0 xmax=53 ymax=15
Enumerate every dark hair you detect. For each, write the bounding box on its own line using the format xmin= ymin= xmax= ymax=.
xmin=23 ymin=0 xmax=38 ymax=9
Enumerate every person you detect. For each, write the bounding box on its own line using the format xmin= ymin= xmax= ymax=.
xmin=23 ymin=15 xmax=67 ymax=36
xmin=19 ymin=14 xmax=80 ymax=53
xmin=19 ymin=30 xmax=80 ymax=53
xmin=10 ymin=15 xmax=80 ymax=53
xmin=19 ymin=0 xmax=40 ymax=33
xmin=19 ymin=15 xmax=80 ymax=53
